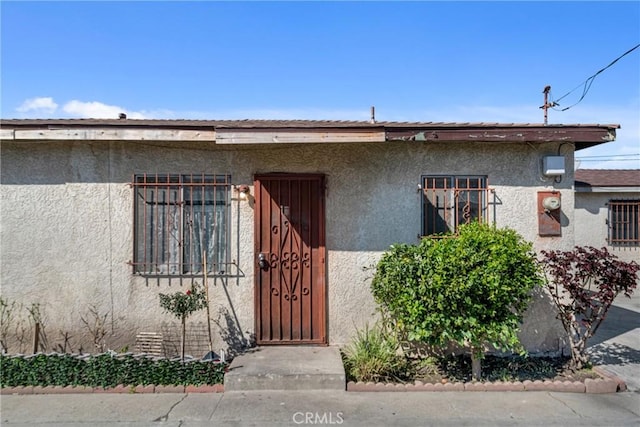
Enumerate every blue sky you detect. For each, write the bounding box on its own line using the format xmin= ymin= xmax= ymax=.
xmin=2 ymin=1 xmax=639 ymax=168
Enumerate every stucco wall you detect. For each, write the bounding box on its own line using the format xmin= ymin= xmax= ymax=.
xmin=575 ymin=191 xmax=640 ymax=264
xmin=1 ymin=138 xmax=572 ymax=355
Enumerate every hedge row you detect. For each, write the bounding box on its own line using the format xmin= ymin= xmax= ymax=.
xmin=0 ymin=353 xmax=227 ymax=387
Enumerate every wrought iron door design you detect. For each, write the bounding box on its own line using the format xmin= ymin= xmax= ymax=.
xmin=254 ymin=174 xmax=326 ymax=344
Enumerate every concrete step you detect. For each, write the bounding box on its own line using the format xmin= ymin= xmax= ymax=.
xmin=224 ymin=346 xmax=346 ymax=391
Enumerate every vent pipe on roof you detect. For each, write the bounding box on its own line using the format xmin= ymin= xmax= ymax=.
xmin=119 ymin=113 xmax=127 ymax=119
xmin=370 ymin=106 xmax=376 ymax=124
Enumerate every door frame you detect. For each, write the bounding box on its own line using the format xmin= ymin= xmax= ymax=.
xmin=253 ymin=173 xmax=327 ymax=345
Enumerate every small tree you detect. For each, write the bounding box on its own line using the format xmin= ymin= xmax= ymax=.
xmin=540 ymin=246 xmax=639 ymax=371
xmin=0 ymin=298 xmax=17 ymax=354
xmin=372 ymin=222 xmax=543 ymax=380
xmin=159 ymin=283 xmax=208 ymax=361
xmin=80 ymin=304 xmax=109 ymax=353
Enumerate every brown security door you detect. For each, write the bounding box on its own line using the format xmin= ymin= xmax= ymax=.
xmin=254 ymin=174 xmax=326 ymax=344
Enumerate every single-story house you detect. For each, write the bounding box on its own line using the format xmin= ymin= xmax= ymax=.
xmin=0 ymin=118 xmax=619 ymax=356
xmin=575 ymin=169 xmax=640 ymax=264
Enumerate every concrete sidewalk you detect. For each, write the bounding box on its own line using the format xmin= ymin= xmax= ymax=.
xmin=2 ymin=390 xmax=639 ymax=427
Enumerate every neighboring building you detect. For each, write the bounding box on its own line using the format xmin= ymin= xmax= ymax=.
xmin=575 ymin=169 xmax=640 ymax=264
xmin=0 ymin=119 xmax=619 ymax=356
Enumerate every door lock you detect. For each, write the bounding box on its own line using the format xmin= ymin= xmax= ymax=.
xmin=258 ymin=253 xmax=269 ymax=269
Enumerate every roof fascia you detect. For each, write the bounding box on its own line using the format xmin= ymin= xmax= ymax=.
xmin=385 ymin=126 xmax=616 ymax=150
xmin=0 ymin=122 xmax=617 ymax=148
xmin=215 ymin=128 xmax=385 ymax=144
xmin=2 ymin=128 xmax=216 ymax=142
xmin=575 ymin=186 xmax=640 ymax=193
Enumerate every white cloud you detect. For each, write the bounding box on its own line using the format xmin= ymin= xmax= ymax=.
xmin=14 ymin=97 xmax=152 ymax=119
xmin=62 ymin=100 xmax=148 ymax=119
xmin=16 ymin=97 xmax=58 ymax=114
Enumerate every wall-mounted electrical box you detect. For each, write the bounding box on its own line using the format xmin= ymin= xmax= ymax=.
xmin=538 ymin=191 xmax=561 ymax=236
xmin=542 ymin=156 xmax=565 ymax=176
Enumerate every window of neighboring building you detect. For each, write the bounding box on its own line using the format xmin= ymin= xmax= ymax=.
xmin=132 ymin=174 xmax=231 ymax=275
xmin=608 ymin=199 xmax=640 ymax=246
xmin=421 ymin=175 xmax=489 ymax=236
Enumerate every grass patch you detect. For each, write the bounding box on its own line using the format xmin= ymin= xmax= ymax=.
xmin=341 ymin=324 xmax=408 ymax=383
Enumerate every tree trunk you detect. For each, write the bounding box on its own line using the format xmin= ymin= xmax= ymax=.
xmin=567 ymin=321 xmax=590 ymax=371
xmin=181 ymin=316 xmax=186 ymax=362
xmin=471 ymin=348 xmax=482 ymax=381
xmin=33 ymin=322 xmax=40 ymax=354
xmin=569 ymin=342 xmax=589 ymax=371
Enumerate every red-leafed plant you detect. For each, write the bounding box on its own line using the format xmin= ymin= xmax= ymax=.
xmin=540 ymin=246 xmax=639 ymax=370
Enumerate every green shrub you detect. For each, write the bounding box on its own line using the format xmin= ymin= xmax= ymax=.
xmin=0 ymin=353 xmax=226 ymax=387
xmin=342 ymin=324 xmax=407 ymax=382
xmin=371 ymin=222 xmax=543 ymax=379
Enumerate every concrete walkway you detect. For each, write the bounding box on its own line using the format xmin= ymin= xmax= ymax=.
xmin=587 ymin=291 xmax=640 ymax=392
xmin=224 ymin=346 xmax=346 ymax=391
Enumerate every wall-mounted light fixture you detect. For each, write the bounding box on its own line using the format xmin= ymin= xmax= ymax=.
xmin=234 ymin=185 xmax=251 ymax=200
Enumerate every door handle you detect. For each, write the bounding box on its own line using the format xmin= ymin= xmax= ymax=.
xmin=258 ymin=253 xmax=269 ymax=269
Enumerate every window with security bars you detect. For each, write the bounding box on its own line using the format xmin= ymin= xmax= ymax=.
xmin=132 ymin=174 xmax=231 ymax=275
xmin=422 ymin=176 xmax=489 ymax=236
xmin=608 ymin=199 xmax=639 ymax=246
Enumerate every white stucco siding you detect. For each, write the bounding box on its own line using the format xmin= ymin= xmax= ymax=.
xmin=1 ymin=143 xmax=113 ymax=340
xmin=1 ymin=139 xmax=573 ymax=354
xmin=575 ymin=191 xmax=640 ymax=264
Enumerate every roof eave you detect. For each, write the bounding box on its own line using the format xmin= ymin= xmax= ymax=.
xmin=575 ymin=186 xmax=640 ymax=193
xmin=0 ymin=120 xmax=618 ymax=148
xmin=384 ymin=125 xmax=616 ymax=149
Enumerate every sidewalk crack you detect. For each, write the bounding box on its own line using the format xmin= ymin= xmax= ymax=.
xmin=153 ymin=394 xmax=188 ymax=422
xmin=208 ymin=392 xmax=224 ymax=419
xmin=548 ymin=392 xmax=582 ymax=418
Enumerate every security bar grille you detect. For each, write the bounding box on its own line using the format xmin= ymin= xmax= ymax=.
xmin=608 ymin=199 xmax=640 ymax=246
xmin=422 ymin=176 xmax=490 ymax=236
xmin=132 ymin=173 xmax=231 ymax=275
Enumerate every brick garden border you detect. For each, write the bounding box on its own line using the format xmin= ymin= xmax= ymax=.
xmin=346 ymin=365 xmax=626 ymax=393
xmin=1 ymin=367 xmax=626 ymax=395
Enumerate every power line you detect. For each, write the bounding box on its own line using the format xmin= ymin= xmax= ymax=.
xmin=550 ymin=43 xmax=640 ymax=112
xmin=576 ymin=154 xmax=640 ymax=159
xmin=577 ymin=159 xmax=640 ymax=163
